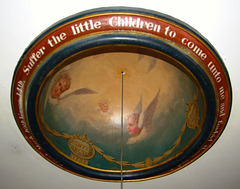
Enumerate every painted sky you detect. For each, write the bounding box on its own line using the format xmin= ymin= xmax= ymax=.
xmin=42 ymin=52 xmax=198 ymax=134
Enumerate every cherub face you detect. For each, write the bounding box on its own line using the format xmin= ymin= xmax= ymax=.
xmin=98 ymin=99 xmax=109 ymax=112
xmin=51 ymin=74 xmax=71 ymax=98
xmin=127 ymin=116 xmax=141 ymax=137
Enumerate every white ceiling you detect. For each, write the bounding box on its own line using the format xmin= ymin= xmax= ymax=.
xmin=1 ymin=0 xmax=240 ymax=189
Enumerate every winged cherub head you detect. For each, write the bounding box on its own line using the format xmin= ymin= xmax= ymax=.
xmin=98 ymin=99 xmax=110 ymax=113
xmin=127 ymin=113 xmax=142 ymax=137
xmin=51 ymin=73 xmax=71 ymax=99
xmin=126 ymin=89 xmax=160 ymax=144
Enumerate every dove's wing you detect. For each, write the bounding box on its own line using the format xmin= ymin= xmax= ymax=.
xmin=59 ymin=88 xmax=98 ymax=100
xmin=139 ymin=89 xmax=160 ymax=130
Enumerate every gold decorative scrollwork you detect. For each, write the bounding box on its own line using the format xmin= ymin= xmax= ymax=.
xmin=40 ymin=113 xmax=131 ymax=166
xmin=186 ymin=91 xmax=200 ymax=129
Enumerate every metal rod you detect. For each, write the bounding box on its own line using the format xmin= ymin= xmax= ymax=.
xmin=120 ymin=71 xmax=125 ymax=189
